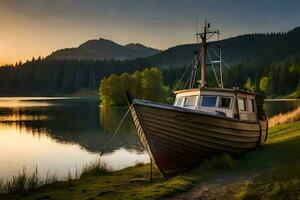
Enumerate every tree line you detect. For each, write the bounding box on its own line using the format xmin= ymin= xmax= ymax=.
xmin=0 ymin=58 xmax=153 ymax=95
xmin=226 ymin=50 xmax=300 ymax=97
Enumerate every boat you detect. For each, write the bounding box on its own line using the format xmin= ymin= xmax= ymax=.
xmin=127 ymin=22 xmax=268 ymax=177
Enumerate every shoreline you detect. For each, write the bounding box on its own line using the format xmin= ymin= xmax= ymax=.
xmin=265 ymin=98 xmax=300 ymax=102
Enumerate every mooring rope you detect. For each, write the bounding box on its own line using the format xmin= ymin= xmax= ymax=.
xmin=100 ymin=104 xmax=133 ymax=156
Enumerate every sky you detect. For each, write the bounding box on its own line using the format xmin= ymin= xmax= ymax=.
xmin=0 ymin=0 xmax=299 ymax=65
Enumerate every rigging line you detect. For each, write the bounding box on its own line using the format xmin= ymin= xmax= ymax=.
xmin=189 ymin=57 xmax=197 ymax=89
xmin=172 ymin=61 xmax=193 ymax=92
xmin=189 ymin=56 xmax=198 ymax=88
xmin=209 ymin=47 xmax=230 ymax=70
xmin=189 ymin=68 xmax=193 ymax=89
xmin=211 ymin=47 xmax=230 ymax=70
xmin=206 ymin=32 xmax=217 ymax=40
xmin=221 ymin=59 xmax=231 ymax=71
xmin=184 ymin=68 xmax=194 ymax=89
xmin=191 ymin=67 xmax=197 ymax=88
xmin=191 ymin=57 xmax=198 ymax=88
xmin=172 ymin=63 xmax=191 ymax=92
xmin=190 ymin=67 xmax=197 ymax=89
xmin=100 ymin=104 xmax=133 ymax=156
xmin=207 ymin=51 xmax=221 ymax=86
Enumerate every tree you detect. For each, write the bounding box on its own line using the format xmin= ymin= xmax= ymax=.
xmin=141 ymin=68 xmax=166 ymax=102
xmin=99 ymin=68 xmax=167 ymax=106
xmin=244 ymin=78 xmax=256 ymax=92
xmin=100 ymin=75 xmax=123 ymax=106
xmin=259 ymin=77 xmax=269 ymax=93
xmin=132 ymin=71 xmax=143 ymax=99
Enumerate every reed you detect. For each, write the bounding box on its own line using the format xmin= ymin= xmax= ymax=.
xmin=268 ymin=107 xmax=300 ymax=128
xmin=81 ymin=159 xmax=112 ymax=177
xmin=44 ymin=170 xmax=58 ymax=185
xmin=0 ymin=167 xmax=45 ymax=194
xmin=0 ymin=159 xmax=110 ymax=195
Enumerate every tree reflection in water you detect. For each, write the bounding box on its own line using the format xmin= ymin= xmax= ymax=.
xmin=0 ymin=98 xmax=144 ymax=154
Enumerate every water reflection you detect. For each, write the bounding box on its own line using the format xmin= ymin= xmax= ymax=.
xmin=0 ymin=98 xmax=148 ymax=181
xmin=100 ymin=106 xmax=135 ymax=133
xmin=0 ymin=99 xmax=144 ymax=153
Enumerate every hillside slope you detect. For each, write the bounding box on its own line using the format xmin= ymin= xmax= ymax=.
xmin=48 ymin=38 xmax=161 ymax=61
xmin=145 ymin=26 xmax=300 ymax=69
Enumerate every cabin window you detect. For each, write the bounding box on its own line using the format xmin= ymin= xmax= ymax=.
xmin=218 ymin=97 xmax=232 ymax=108
xmin=175 ymin=97 xmax=183 ymax=107
xmin=238 ymin=98 xmax=247 ymax=111
xmin=248 ymin=99 xmax=255 ymax=113
xmin=201 ymin=96 xmax=217 ymax=107
xmin=184 ymin=96 xmax=197 ymax=108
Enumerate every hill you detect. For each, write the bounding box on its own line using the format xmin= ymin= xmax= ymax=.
xmin=0 ymin=27 xmax=299 ymax=97
xmin=144 ymin=26 xmax=300 ymax=69
xmin=48 ymin=38 xmax=161 ymax=61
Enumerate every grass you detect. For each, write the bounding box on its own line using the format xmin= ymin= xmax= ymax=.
xmin=268 ymin=107 xmax=300 ymax=127
xmin=0 ymin=167 xmax=57 ymax=195
xmin=1 ymin=117 xmax=300 ymax=199
xmin=0 ymin=160 xmax=109 ymax=197
xmin=0 ymin=154 xmax=235 ymax=200
xmin=81 ymin=159 xmax=112 ymax=177
xmin=232 ymin=120 xmax=300 ymax=199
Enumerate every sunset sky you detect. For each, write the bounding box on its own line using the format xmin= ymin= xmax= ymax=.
xmin=0 ymin=0 xmax=299 ymax=65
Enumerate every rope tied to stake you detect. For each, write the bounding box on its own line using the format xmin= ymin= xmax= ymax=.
xmin=100 ymin=104 xmax=133 ymax=156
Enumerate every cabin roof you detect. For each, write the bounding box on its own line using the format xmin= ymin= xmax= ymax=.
xmin=173 ymin=87 xmax=265 ymax=97
xmin=173 ymin=88 xmax=199 ymax=94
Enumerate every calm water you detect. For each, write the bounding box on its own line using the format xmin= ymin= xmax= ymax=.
xmin=0 ymin=97 xmax=299 ymax=181
xmin=0 ymin=97 xmax=148 ymax=181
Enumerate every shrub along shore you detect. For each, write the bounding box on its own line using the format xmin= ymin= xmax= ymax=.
xmin=1 ymin=119 xmax=300 ymax=199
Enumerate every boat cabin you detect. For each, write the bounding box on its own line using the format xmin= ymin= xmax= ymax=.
xmin=173 ymin=88 xmax=265 ymax=122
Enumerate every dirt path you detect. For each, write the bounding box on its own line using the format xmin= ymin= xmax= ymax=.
xmin=168 ymin=172 xmax=252 ymax=200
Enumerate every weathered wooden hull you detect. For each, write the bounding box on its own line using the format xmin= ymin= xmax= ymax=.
xmin=130 ymin=99 xmax=268 ymax=177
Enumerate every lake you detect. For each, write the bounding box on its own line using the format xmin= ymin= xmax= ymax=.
xmin=0 ymin=97 xmax=299 ymax=182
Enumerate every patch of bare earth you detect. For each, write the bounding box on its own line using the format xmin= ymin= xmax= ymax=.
xmin=168 ymin=172 xmax=253 ymax=200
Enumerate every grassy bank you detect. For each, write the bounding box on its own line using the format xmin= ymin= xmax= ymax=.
xmin=0 ymin=154 xmax=234 ymax=199
xmin=234 ymin=120 xmax=300 ymax=199
xmin=1 ymin=120 xmax=300 ymax=199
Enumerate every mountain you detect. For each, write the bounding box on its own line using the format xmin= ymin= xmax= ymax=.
xmin=0 ymin=27 xmax=299 ymax=97
xmin=144 ymin=26 xmax=300 ymax=69
xmin=48 ymin=38 xmax=161 ymax=61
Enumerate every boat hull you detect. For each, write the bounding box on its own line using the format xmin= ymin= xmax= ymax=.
xmin=130 ymin=99 xmax=268 ymax=177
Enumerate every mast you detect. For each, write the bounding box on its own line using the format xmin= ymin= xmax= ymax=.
xmin=197 ymin=21 xmax=219 ymax=89
xmin=200 ymin=22 xmax=207 ymax=88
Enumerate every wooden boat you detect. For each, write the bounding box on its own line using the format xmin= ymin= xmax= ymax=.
xmin=127 ymin=22 xmax=268 ymax=177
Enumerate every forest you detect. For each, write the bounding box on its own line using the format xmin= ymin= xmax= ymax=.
xmin=0 ymin=27 xmax=299 ymax=98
